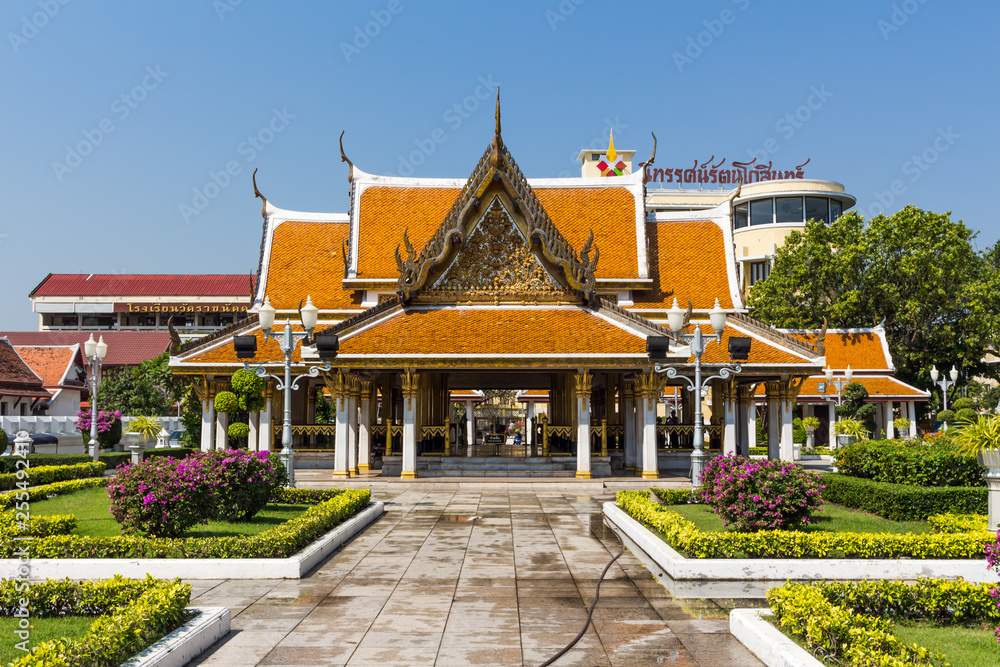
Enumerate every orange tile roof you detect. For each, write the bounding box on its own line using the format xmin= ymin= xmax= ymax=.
xmin=15 ymin=347 xmax=78 ymax=387
xmin=534 ymin=187 xmax=637 ymax=279
xmin=339 ymin=308 xmax=648 ymax=356
xmin=799 ymin=376 xmax=927 ymax=398
xmin=520 ymin=389 xmax=549 ymax=397
xmin=695 ymin=324 xmax=812 ymax=365
xmin=185 ymin=325 xmax=307 ymax=365
xmin=354 ymin=186 xmax=639 ymax=280
xmin=264 ymin=222 xmax=362 ymax=311
xmin=630 ymin=221 xmax=733 ymax=309
xmin=356 ymin=187 xmax=460 ymax=279
xmin=791 ymin=332 xmax=890 ymax=370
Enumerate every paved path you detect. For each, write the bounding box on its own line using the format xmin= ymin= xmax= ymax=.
xmin=188 ymin=485 xmax=764 ymax=666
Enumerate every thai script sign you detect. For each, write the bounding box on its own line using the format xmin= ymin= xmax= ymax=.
xmin=644 ymin=157 xmax=810 ymax=185
xmin=114 ymin=303 xmax=250 ymax=313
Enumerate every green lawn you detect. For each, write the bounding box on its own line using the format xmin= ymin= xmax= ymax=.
xmin=31 ymin=487 xmax=311 ymax=538
xmin=892 ymin=622 xmax=999 ymax=667
xmin=665 ymin=501 xmax=932 ymax=534
xmin=0 ymin=616 xmax=93 ymax=664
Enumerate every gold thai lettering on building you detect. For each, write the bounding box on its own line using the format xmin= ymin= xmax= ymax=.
xmin=118 ymin=303 xmax=250 ymax=313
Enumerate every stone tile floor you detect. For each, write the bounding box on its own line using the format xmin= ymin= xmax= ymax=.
xmin=188 ymin=485 xmax=764 ymax=666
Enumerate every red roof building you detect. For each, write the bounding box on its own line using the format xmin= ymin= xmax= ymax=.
xmin=14 ymin=345 xmax=86 ymax=416
xmin=0 ymin=331 xmax=171 ymax=368
xmin=0 ymin=338 xmax=51 ymax=416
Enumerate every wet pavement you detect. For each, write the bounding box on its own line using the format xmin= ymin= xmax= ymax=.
xmin=188 ymin=484 xmax=764 ymax=666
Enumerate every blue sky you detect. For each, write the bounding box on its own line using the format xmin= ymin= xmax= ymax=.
xmin=1 ymin=0 xmax=997 ymax=328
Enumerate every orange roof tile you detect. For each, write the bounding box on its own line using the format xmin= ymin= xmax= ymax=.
xmin=15 ymin=347 xmax=78 ymax=388
xmin=185 ymin=325 xmax=307 ymax=365
xmin=356 ymin=187 xmax=460 ymax=279
xmin=265 ymin=222 xmax=362 ymax=311
xmin=799 ymin=376 xmax=927 ymax=398
xmin=630 ymin=221 xmax=733 ymax=309
xmin=354 ymin=186 xmax=640 ymax=280
xmin=534 ymin=187 xmax=637 ymax=279
xmin=520 ymin=389 xmax=549 ymax=397
xmin=790 ymin=332 xmax=890 ymax=371
xmin=696 ymin=324 xmax=811 ymax=365
xmin=339 ymin=308 xmax=648 ymax=356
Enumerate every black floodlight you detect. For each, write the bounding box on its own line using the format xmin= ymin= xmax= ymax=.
xmin=316 ymin=334 xmax=339 ymax=360
xmin=646 ymin=336 xmax=670 ymax=360
xmin=233 ymin=335 xmax=257 ymax=359
xmin=728 ymin=336 xmax=751 ymax=361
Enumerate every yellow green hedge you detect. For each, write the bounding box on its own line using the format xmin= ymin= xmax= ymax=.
xmin=617 ymin=490 xmax=993 ymax=559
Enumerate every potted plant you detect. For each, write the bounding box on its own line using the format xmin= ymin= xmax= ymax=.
xmin=834 ymin=418 xmax=868 ymax=447
xmin=801 ymin=416 xmax=821 ymax=450
xmin=893 ymin=417 xmax=910 ymax=439
xmin=954 ymin=415 xmax=1000 ymax=530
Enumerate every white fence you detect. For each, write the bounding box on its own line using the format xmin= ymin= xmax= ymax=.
xmin=1 ymin=416 xmax=183 ymax=437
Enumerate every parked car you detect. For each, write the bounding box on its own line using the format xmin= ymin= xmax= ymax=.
xmin=29 ymin=433 xmax=58 ymax=446
xmin=168 ymin=430 xmax=185 ymax=446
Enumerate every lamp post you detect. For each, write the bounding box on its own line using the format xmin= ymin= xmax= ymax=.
xmin=654 ymin=298 xmax=741 ymax=488
xmin=930 ymin=365 xmax=959 ymax=431
xmin=822 ymin=366 xmax=853 ymax=408
xmin=236 ymin=296 xmax=336 ymax=487
xmin=84 ymin=334 xmax=108 ymax=461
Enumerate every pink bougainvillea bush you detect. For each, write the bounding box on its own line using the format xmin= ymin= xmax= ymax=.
xmin=986 ymin=531 xmax=1000 ymax=642
xmin=107 ymin=456 xmax=216 ymax=537
xmin=697 ymin=454 xmax=825 ymax=532
xmin=198 ymin=450 xmax=284 ymax=522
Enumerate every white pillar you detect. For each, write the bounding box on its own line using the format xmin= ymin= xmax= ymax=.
xmin=525 ymin=401 xmax=535 ymax=455
xmin=828 ymin=403 xmax=837 ymax=448
xmin=259 ymin=397 xmax=272 ymax=453
xmin=348 ymin=390 xmax=359 ymax=475
xmin=215 ymin=410 xmax=228 ymax=451
xmin=247 ymin=411 xmax=259 ymax=451
xmin=401 ymin=376 xmax=418 ymax=479
xmin=359 ymin=381 xmax=371 ymax=472
xmin=333 ymin=387 xmax=350 ymax=478
xmin=635 ymin=388 xmax=646 ymax=477
xmin=779 ymin=392 xmax=795 ymax=462
xmin=575 ymin=373 xmax=593 ymax=479
xmin=200 ymin=399 xmax=213 ymax=452
xmin=766 ymin=384 xmax=780 ymax=461
xmin=623 ymin=385 xmax=636 ymax=471
xmin=465 ymin=399 xmax=475 ymax=457
xmin=746 ymin=400 xmax=757 ymax=451
xmin=885 ymin=402 xmax=895 ymax=439
xmin=641 ymin=388 xmax=658 ymax=480
xmin=723 ymin=385 xmax=738 ymax=456
xmin=907 ymin=401 xmax=917 ymax=436
xmin=873 ymin=400 xmax=885 ymax=439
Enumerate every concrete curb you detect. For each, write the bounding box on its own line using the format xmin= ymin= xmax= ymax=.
xmin=730 ymin=609 xmax=821 ymax=667
xmin=602 ymin=501 xmax=993 ymax=586
xmin=123 ymin=607 xmax=231 ymax=667
xmin=2 ymin=501 xmax=384 ymax=580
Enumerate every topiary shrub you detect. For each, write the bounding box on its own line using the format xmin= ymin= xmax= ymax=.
xmin=198 ymin=450 xmax=284 ymax=522
xmin=0 ymin=429 xmax=7 ymax=452
xmin=955 ymin=408 xmax=977 ymax=424
xmin=834 ymin=439 xmax=982 ymax=487
xmin=953 ymin=397 xmax=975 ymax=411
xmin=106 ymin=457 xmax=215 ymax=537
xmin=227 ymin=422 xmax=250 ymax=439
xmin=697 ymin=454 xmax=825 ymax=531
xmin=937 ymin=409 xmax=955 ymax=424
xmin=214 ymin=391 xmax=238 ymax=414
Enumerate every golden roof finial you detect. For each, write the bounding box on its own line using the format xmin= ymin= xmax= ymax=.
xmin=494 ymin=88 xmax=501 ymax=144
xmin=252 ymin=168 xmax=267 ymax=220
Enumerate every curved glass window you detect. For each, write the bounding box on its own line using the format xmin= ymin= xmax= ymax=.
xmin=776 ymin=197 xmax=804 ymax=223
xmin=734 ymin=204 xmax=748 ymax=229
xmin=831 ymin=199 xmax=843 ymax=221
xmin=750 ymin=199 xmax=773 ymax=226
xmin=805 ymin=197 xmax=829 ymax=223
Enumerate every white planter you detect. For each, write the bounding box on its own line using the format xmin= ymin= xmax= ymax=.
xmin=836 ymin=434 xmax=857 ymax=448
xmin=977 ymin=449 xmax=1000 ymax=531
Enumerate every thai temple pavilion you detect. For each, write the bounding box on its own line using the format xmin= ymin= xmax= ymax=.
xmin=170 ymin=96 xmax=926 ymax=479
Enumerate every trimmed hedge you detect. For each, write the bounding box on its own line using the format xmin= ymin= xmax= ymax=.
xmin=3 ymin=575 xmax=191 ymax=667
xmin=927 ymin=513 xmax=988 ymax=534
xmin=0 ymin=485 xmax=369 ymax=559
xmin=834 ymin=439 xmax=983 ymax=487
xmin=0 ymin=462 xmax=105 ymax=492
xmin=821 ymin=473 xmax=986 ymax=520
xmin=0 ymin=477 xmax=108 ymax=509
xmin=768 ymin=579 xmax=1000 ymax=666
xmin=0 ymin=448 xmax=196 ymax=474
xmin=617 ymin=490 xmax=994 ymax=559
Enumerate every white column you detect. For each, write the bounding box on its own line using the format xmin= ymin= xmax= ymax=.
xmin=200 ymin=399 xmax=213 ymax=452
xmin=247 ymin=411 xmax=259 ymax=451
xmin=259 ymin=397 xmax=272 ymax=453
xmin=907 ymin=401 xmax=917 ymax=436
xmin=885 ymin=402 xmax=895 ymax=439
xmin=779 ymin=391 xmax=795 ymax=462
xmin=766 ymin=384 xmax=780 ymax=461
xmin=641 ymin=388 xmax=658 ymax=480
xmin=623 ymin=386 xmax=636 ymax=472
xmin=828 ymin=402 xmax=837 ymax=448
xmin=307 ymin=387 xmax=317 ymax=449
xmin=634 ymin=389 xmax=645 ymax=477
xmin=348 ymin=390 xmax=359 ymax=475
xmin=465 ymin=399 xmax=475 ymax=457
xmin=333 ymin=388 xmax=350 ymax=478
xmin=525 ymin=401 xmax=535 ymax=455
xmin=215 ymin=410 xmax=228 ymax=451
xmin=359 ymin=382 xmax=371 ymax=472
xmin=575 ymin=373 xmax=593 ymax=479
xmin=873 ymin=400 xmax=885 ymax=439
xmin=746 ymin=400 xmax=757 ymax=451
xmin=723 ymin=385 xmax=738 ymax=456
xmin=401 ymin=379 xmax=418 ymax=479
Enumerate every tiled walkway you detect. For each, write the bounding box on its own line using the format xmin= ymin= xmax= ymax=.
xmin=188 ymin=486 xmax=764 ymax=666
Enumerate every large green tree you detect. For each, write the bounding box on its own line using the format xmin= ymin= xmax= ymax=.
xmin=748 ymin=205 xmax=1000 ymax=389
xmin=96 ymin=353 xmax=184 ymax=417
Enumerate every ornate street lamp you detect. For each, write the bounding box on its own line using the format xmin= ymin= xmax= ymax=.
xmin=822 ymin=366 xmax=853 ymax=408
xmin=84 ymin=334 xmax=108 ymax=462
xmin=235 ymin=296 xmax=337 ymax=487
xmin=655 ymin=298 xmax=742 ymax=488
xmin=929 ymin=365 xmax=959 ymax=430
